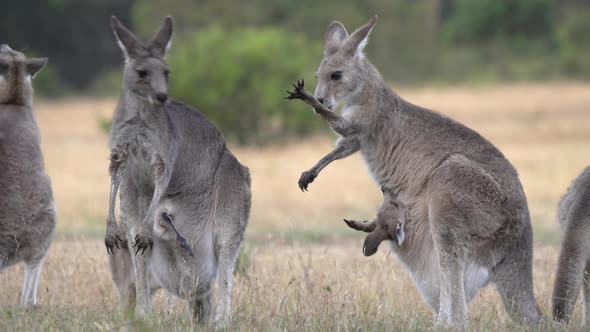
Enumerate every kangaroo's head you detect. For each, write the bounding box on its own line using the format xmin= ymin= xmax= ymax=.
xmin=111 ymin=16 xmax=173 ymax=107
xmin=314 ymin=15 xmax=378 ymax=111
xmin=0 ymin=44 xmax=47 ymax=106
xmin=363 ymin=186 xmax=406 ymax=256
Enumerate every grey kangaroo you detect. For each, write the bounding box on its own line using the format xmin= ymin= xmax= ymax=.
xmin=0 ymin=45 xmax=55 ymax=307
xmin=104 ymin=16 xmax=251 ymax=326
xmin=343 ymin=187 xmax=406 ymax=256
xmin=553 ymin=167 xmax=590 ymax=325
xmin=287 ymin=15 xmax=544 ymax=326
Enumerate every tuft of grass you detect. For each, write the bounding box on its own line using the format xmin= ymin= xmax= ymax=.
xmin=97 ymin=117 xmax=111 ymax=135
xmin=234 ymin=243 xmax=254 ymax=278
xmin=0 ymin=240 xmax=585 ymax=330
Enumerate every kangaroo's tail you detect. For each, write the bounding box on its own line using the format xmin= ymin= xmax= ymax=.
xmin=552 ymin=206 xmax=590 ymax=323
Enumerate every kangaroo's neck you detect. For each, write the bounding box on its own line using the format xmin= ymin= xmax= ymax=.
xmin=120 ymin=90 xmax=167 ymax=126
xmin=346 ymin=63 xmax=401 ymax=113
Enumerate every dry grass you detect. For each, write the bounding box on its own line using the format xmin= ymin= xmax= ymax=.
xmin=3 ymin=82 xmax=590 ymax=330
xmin=0 ymin=241 xmax=575 ymax=331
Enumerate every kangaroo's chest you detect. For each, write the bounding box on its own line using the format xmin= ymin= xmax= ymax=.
xmin=115 ymin=119 xmax=165 ymax=189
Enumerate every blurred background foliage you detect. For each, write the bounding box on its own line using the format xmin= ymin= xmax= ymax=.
xmin=2 ymin=0 xmax=590 ymax=143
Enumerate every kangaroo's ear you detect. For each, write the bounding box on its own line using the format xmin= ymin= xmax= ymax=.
xmin=343 ymin=15 xmax=378 ymax=57
xmin=111 ymin=15 xmax=145 ymax=60
xmin=392 ymin=223 xmax=405 ymax=248
xmin=324 ymin=21 xmax=348 ymax=56
xmin=363 ymin=228 xmax=387 ymax=256
xmin=150 ymin=16 xmax=174 ymax=58
xmin=26 ymin=58 xmax=47 ymax=78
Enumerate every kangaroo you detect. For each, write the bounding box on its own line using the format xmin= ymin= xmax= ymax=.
xmin=0 ymin=44 xmax=55 ymax=307
xmin=343 ymin=187 xmax=406 ymax=256
xmin=553 ymin=167 xmax=590 ymax=325
xmin=286 ymin=15 xmax=544 ymax=326
xmin=104 ymin=16 xmax=251 ymax=326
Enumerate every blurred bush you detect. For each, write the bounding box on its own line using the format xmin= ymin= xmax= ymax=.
xmin=559 ymin=11 xmax=590 ymax=77
xmin=88 ymin=70 xmax=122 ymax=97
xmin=34 ymin=63 xmax=68 ymax=98
xmin=444 ymin=0 xmax=556 ymax=45
xmin=168 ymin=26 xmax=323 ymax=144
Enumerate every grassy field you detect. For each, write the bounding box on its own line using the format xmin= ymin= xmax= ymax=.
xmin=2 ymin=82 xmax=590 ymax=330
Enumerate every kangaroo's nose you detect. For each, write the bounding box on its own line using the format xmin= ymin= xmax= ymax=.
xmin=317 ymin=98 xmax=324 ymax=105
xmin=155 ymin=93 xmax=168 ymax=104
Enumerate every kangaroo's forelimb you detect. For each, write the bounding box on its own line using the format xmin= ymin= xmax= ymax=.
xmin=286 ymin=80 xmax=360 ymax=137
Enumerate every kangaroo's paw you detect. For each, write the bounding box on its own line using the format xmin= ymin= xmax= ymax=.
xmin=133 ymin=230 xmax=153 ymax=255
xmin=105 ymin=221 xmax=121 ymax=254
xmin=285 ymin=79 xmax=306 ymax=100
xmin=298 ymin=169 xmax=317 ymax=191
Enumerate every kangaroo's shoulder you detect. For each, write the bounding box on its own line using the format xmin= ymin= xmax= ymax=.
xmin=166 ymin=100 xmax=216 ymax=128
xmin=165 ymin=99 xmax=226 ymax=147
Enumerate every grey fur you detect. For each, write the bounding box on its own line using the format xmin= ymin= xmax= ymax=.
xmin=343 ymin=187 xmax=406 ymax=255
xmin=0 ymin=45 xmax=55 ymax=307
xmin=552 ymin=167 xmax=590 ymax=325
xmin=289 ymin=15 xmax=544 ymax=326
xmin=104 ymin=16 xmax=251 ymax=326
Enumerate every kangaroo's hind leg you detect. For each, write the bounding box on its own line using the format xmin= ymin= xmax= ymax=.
xmin=428 ymin=195 xmax=468 ymax=326
xmin=583 ymin=261 xmax=590 ymax=325
xmin=21 ymin=258 xmax=44 ymax=307
xmin=214 ymin=223 xmax=244 ymax=327
xmin=492 ymin=229 xmax=544 ymax=325
xmin=213 ymin=156 xmax=251 ymax=327
xmin=433 ymin=234 xmax=468 ymax=326
xmin=108 ymin=231 xmax=137 ymax=314
xmin=20 ymin=210 xmax=55 ymax=307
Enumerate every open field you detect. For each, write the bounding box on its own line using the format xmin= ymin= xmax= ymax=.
xmin=2 ymin=82 xmax=590 ymax=330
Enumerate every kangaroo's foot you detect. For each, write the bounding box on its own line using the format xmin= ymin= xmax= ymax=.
xmin=343 ymin=219 xmax=376 ymax=233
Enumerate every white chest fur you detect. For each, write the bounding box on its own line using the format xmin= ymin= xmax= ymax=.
xmin=341 ymin=105 xmax=360 ymax=121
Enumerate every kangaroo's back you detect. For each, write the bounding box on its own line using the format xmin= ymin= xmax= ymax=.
xmin=0 ymin=45 xmax=55 ymax=307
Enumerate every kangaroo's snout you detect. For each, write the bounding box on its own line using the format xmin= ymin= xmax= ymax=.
xmin=155 ymin=93 xmax=168 ymax=105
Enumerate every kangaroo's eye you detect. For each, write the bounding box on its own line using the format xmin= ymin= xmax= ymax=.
xmin=330 ymin=71 xmax=342 ymax=81
xmin=136 ymin=69 xmax=148 ymax=78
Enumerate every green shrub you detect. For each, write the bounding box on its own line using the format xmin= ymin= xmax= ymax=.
xmin=444 ymin=0 xmax=555 ymax=45
xmin=168 ymin=26 xmax=323 ymax=144
xmin=88 ymin=70 xmax=122 ymax=97
xmin=34 ymin=63 xmax=67 ymax=98
xmin=559 ymin=11 xmax=590 ymax=77
xmin=234 ymin=243 xmax=254 ymax=278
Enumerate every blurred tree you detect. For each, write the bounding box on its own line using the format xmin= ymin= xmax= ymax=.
xmin=168 ymin=26 xmax=323 ymax=144
xmin=559 ymin=10 xmax=590 ymax=75
xmin=443 ymin=0 xmax=556 ymax=45
xmin=0 ymin=0 xmax=133 ymax=93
